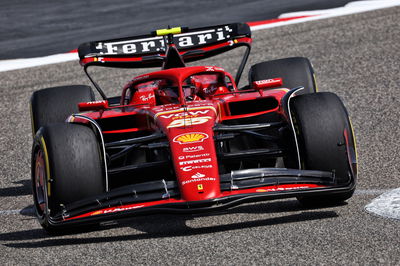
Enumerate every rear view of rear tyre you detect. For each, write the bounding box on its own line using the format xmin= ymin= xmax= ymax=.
xmin=249 ymin=57 xmax=317 ymax=94
xmin=30 ymin=85 xmax=94 ymax=136
xmin=31 ymin=123 xmax=105 ymax=232
xmin=290 ymin=92 xmax=357 ymax=206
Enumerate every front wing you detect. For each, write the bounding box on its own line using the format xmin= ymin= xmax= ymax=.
xmin=47 ymin=168 xmax=355 ymax=228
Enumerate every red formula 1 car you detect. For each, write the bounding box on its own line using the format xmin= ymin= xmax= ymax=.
xmin=30 ymin=23 xmax=357 ymax=232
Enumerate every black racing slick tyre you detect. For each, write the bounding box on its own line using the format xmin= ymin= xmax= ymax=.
xmin=31 ymin=123 xmax=105 ymax=232
xmin=30 ymin=85 xmax=94 ymax=136
xmin=290 ymin=92 xmax=357 ymax=206
xmin=249 ymin=57 xmax=317 ymax=94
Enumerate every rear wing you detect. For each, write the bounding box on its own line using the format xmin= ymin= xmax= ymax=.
xmin=78 ymin=23 xmax=251 ymax=68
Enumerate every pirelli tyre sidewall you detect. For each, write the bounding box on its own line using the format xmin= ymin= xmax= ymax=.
xmin=249 ymin=57 xmax=318 ymax=94
xmin=31 ymin=123 xmax=105 ymax=231
xmin=290 ymin=92 xmax=357 ymax=205
xmin=31 ymin=128 xmax=52 ymax=229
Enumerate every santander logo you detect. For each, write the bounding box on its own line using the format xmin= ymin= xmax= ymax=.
xmin=191 ymin=172 xmax=205 ymax=179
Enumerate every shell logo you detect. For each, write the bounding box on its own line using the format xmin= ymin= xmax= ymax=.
xmin=173 ymin=132 xmax=209 ymax=144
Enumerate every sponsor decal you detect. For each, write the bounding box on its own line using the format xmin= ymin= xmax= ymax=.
xmin=85 ymin=100 xmax=107 ymax=105
xmin=205 ymin=66 xmax=224 ymax=72
xmin=255 ymin=185 xmax=313 ymax=193
xmin=139 ymin=93 xmax=155 ymax=101
xmin=184 ymin=102 xmax=214 ymax=108
xmin=160 ymin=110 xmax=210 ymax=119
xmin=94 ymin=26 xmax=233 ymax=56
xmin=253 ymin=78 xmax=283 ymax=89
xmin=181 ymin=177 xmax=216 ymax=186
xmin=167 ymin=116 xmax=212 ymax=128
xmin=179 ymin=158 xmax=211 ymax=166
xmin=191 ymin=172 xmax=205 ymax=178
xmin=154 ymin=106 xmax=216 ymax=120
xmin=78 ymin=100 xmax=108 ymax=111
xmin=173 ymin=132 xmax=209 ymax=144
xmin=180 ymin=164 xmax=213 ymax=172
xmin=254 ymin=79 xmax=278 ymax=85
xmin=182 ymin=145 xmax=205 ymax=153
xmin=168 ymin=114 xmax=199 ymax=120
xmin=178 ymin=153 xmax=210 ymax=160
xmin=197 ymin=184 xmax=204 ymax=191
xmin=95 ymin=205 xmax=145 ymax=215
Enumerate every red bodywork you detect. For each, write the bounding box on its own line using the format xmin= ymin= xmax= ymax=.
xmin=66 ymin=65 xmax=328 ymax=222
xmin=75 ymin=67 xmax=285 ymax=196
xmin=48 ymin=24 xmax=354 ymax=226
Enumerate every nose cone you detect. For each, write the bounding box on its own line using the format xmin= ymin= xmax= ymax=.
xmin=172 ymin=131 xmax=220 ymax=201
xmin=154 ymin=103 xmax=221 ymax=201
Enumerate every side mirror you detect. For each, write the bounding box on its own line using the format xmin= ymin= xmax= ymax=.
xmin=78 ymin=100 xmax=109 ymax=111
xmin=252 ymin=78 xmax=283 ymax=90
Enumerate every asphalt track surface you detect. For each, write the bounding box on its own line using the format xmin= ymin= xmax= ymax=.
xmin=0 ymin=0 xmax=359 ymax=59
xmin=0 ymin=6 xmax=399 ymax=265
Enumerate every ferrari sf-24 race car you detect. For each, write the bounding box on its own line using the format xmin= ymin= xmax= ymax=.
xmin=30 ymin=23 xmax=357 ymax=232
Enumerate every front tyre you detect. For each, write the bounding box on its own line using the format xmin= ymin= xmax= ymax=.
xmin=290 ymin=92 xmax=357 ymax=206
xmin=30 ymin=85 xmax=94 ymax=136
xmin=31 ymin=123 xmax=105 ymax=232
xmin=249 ymin=57 xmax=317 ymax=94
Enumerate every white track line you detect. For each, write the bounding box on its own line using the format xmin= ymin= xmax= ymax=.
xmin=365 ymin=188 xmax=400 ymax=220
xmin=354 ymin=189 xmax=392 ymax=195
xmin=1 ymin=0 xmax=400 ymax=72
xmin=0 ymin=208 xmax=34 ymax=215
xmin=278 ymin=0 xmax=400 ymax=18
xmin=251 ymin=0 xmax=400 ymax=30
xmin=0 ymin=209 xmax=23 ymax=215
xmin=0 ymin=52 xmax=78 ymax=72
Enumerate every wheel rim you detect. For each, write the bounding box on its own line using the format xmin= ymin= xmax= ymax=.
xmin=34 ymin=149 xmax=47 ymax=216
